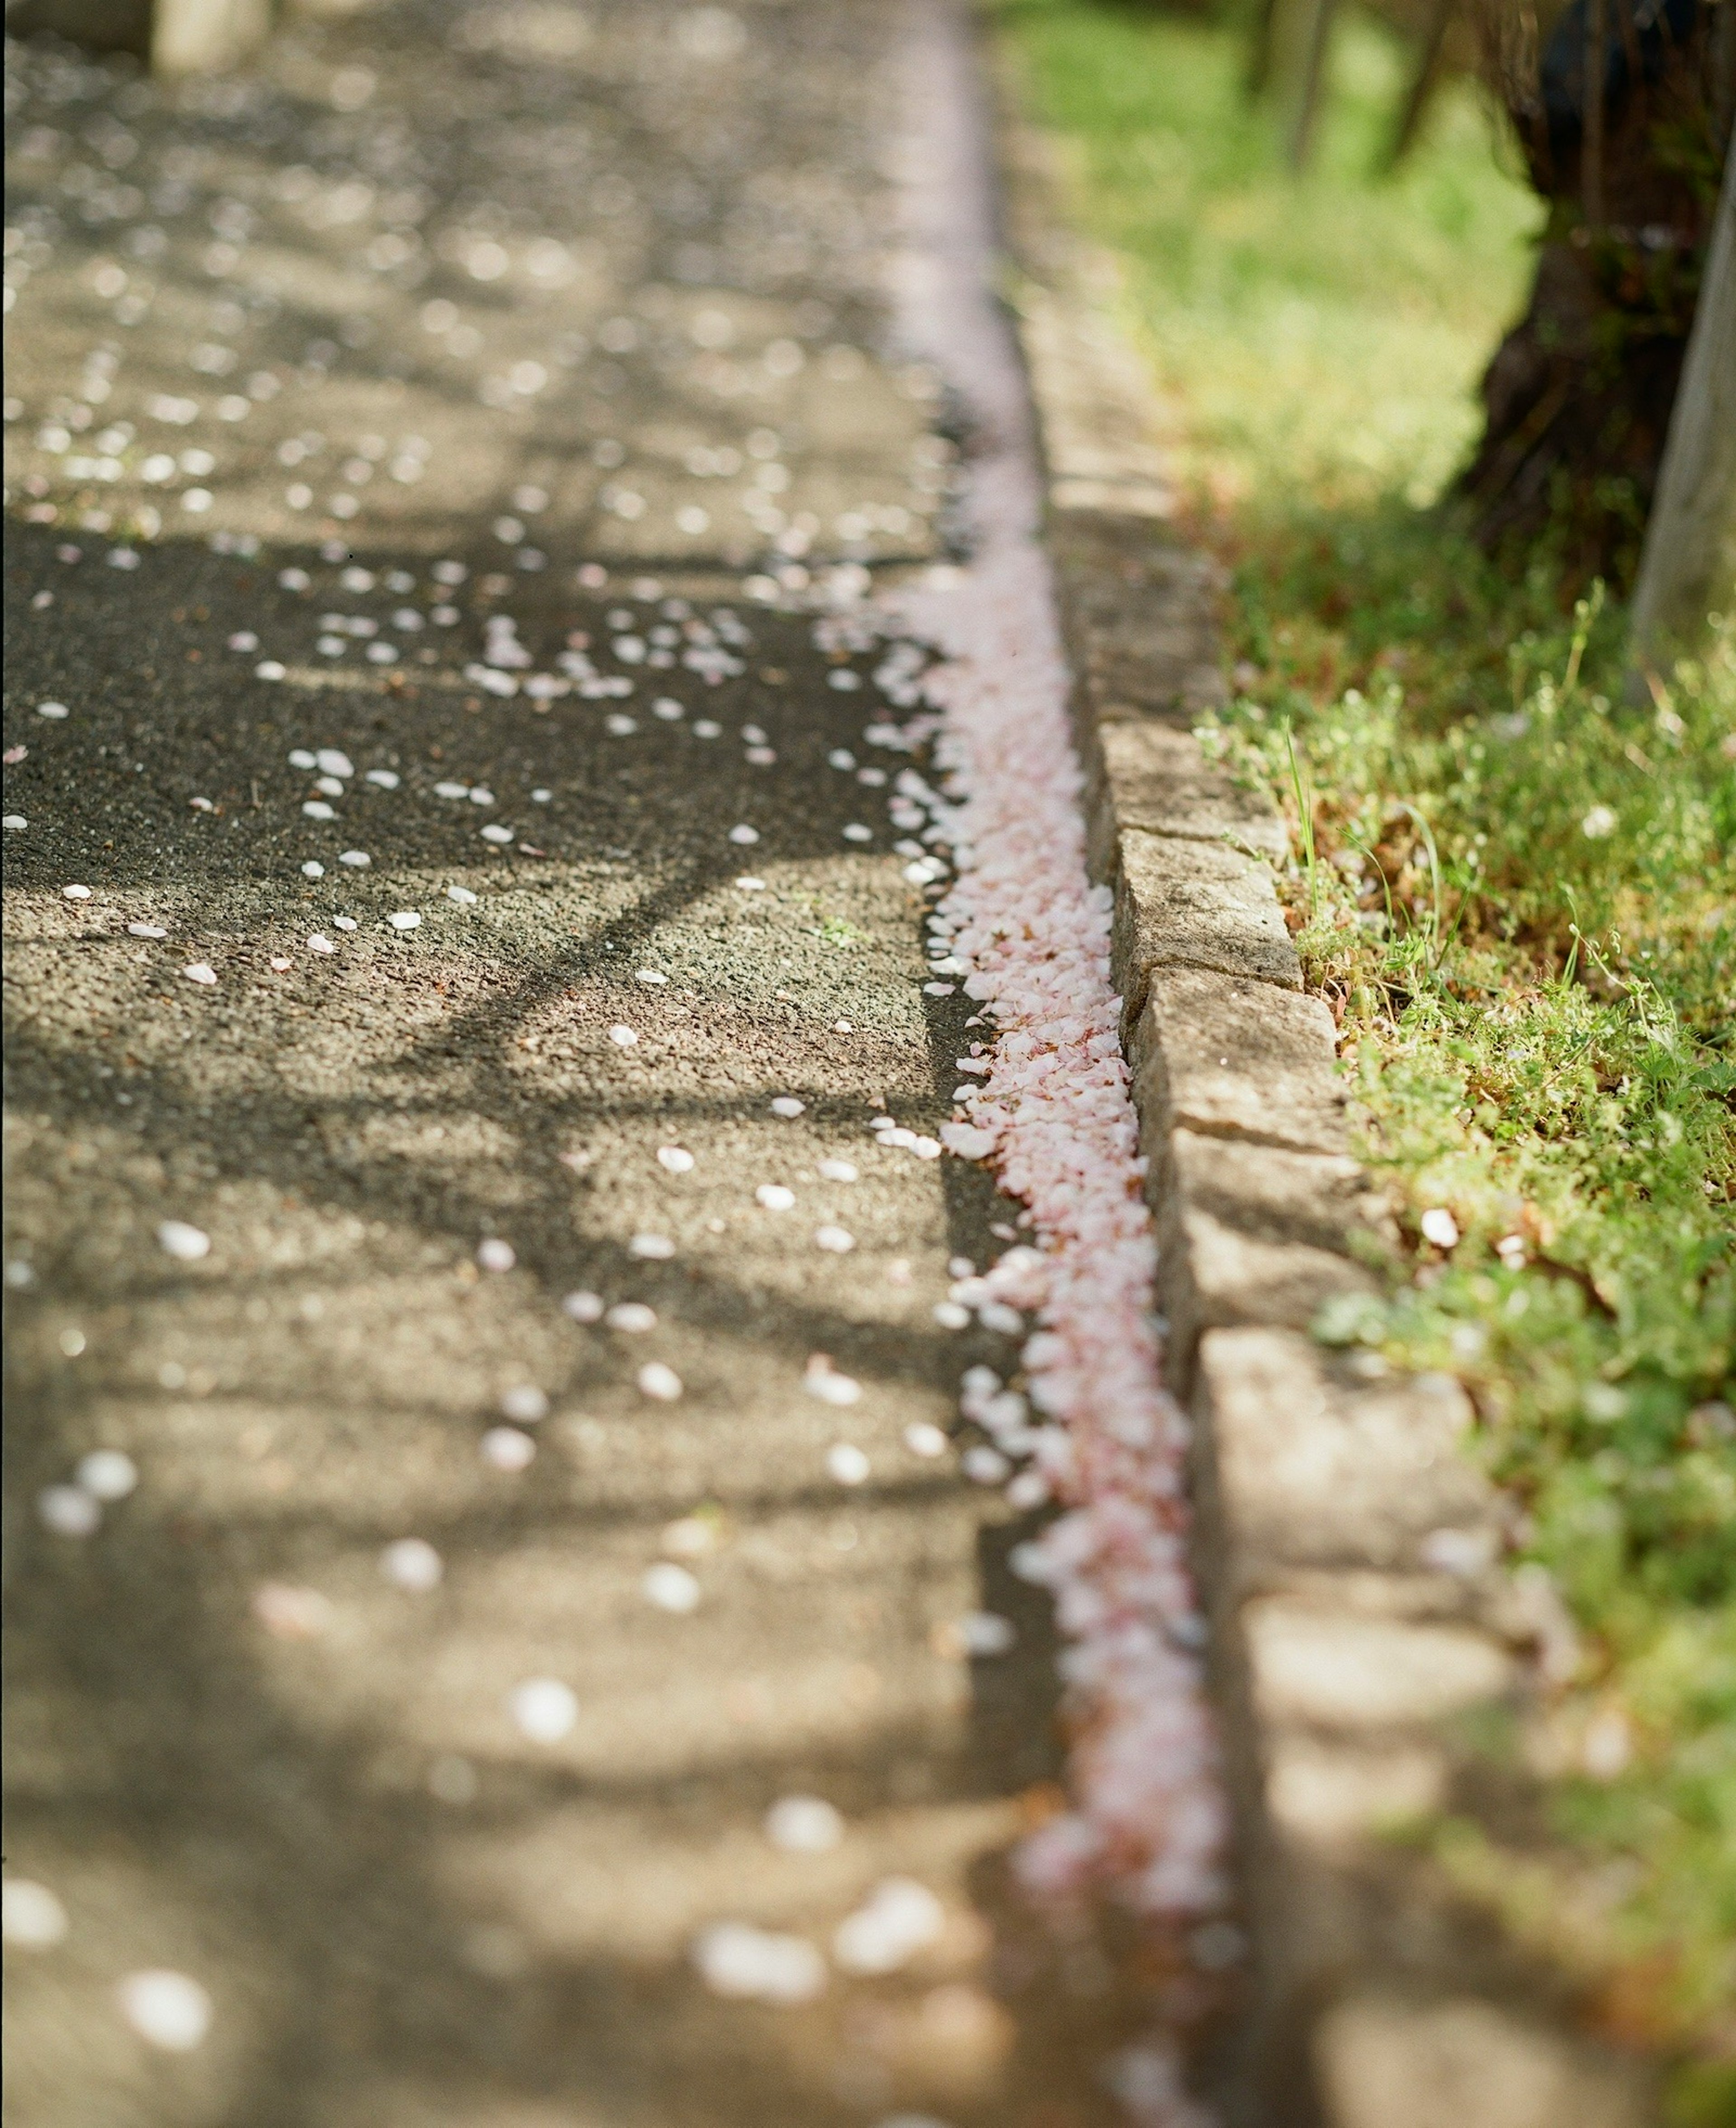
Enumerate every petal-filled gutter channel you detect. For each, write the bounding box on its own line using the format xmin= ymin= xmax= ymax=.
xmin=839 ymin=8 xmax=1232 ymax=2115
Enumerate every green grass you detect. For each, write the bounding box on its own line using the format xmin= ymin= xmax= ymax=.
xmin=997 ymin=0 xmax=1736 ymax=2086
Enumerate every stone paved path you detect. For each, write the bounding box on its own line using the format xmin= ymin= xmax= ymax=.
xmin=3 ymin=5 xmax=1146 ymax=2123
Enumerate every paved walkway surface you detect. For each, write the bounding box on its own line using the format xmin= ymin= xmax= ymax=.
xmin=3 ymin=5 xmax=1145 ymax=2124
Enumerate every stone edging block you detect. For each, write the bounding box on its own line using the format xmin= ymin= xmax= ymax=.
xmin=995 ymin=101 xmax=1657 ymax=2128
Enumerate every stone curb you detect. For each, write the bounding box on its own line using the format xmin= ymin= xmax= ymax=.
xmin=992 ymin=112 xmax=1657 ymax=2128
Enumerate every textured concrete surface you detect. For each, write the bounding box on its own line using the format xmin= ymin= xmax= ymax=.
xmin=1 ymin=9 xmax=1156 ymax=2125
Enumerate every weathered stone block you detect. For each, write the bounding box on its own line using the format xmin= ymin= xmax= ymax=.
xmin=1264 ymin=1734 xmax=1450 ymax=1846
xmin=1130 ymin=968 xmax=1345 ymax=1159
xmin=1047 ymin=520 xmax=1225 ymax=726
xmin=1099 ymin=723 xmax=1287 ymax=860
xmin=1190 ymin=1326 xmax=1491 ymax=1584
xmin=1314 ymin=1993 xmax=1654 ymax=2128
xmin=1159 ymin=1222 xmax=1376 ymax=1381
xmin=1246 ymin=1603 xmax=1515 ymax=1731
xmin=1114 ymin=828 xmax=1299 ymax=1020
xmin=1160 ymin=1233 xmax=1374 ymax=1384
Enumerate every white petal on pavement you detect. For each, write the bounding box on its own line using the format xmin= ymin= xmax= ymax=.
xmin=764 ymin=1795 xmax=844 ymax=1854
xmin=380 ymin=1538 xmax=443 ymax=1591
xmin=803 ymin=1359 xmax=861 ymax=1406
xmin=958 ymin=1610 xmax=1017 ymax=1655
xmin=117 ymin=1969 xmax=212 ymax=2051
xmin=826 ymin=1442 xmax=870 ymax=1486
xmin=76 ymin=1450 xmax=137 ymax=1500
xmin=481 ymin=1427 xmax=537 ymax=1471
xmin=832 ymin=1878 xmax=946 ymax=1975
xmin=642 ymin=1561 xmax=701 ymax=1613
xmin=962 ymin=1444 xmax=1010 ymax=1485
xmin=2 ymin=1880 xmax=69 ymax=1948
xmin=38 ymin=1485 xmax=100 ymax=1537
xmin=509 ymin=1678 xmax=577 ymax=1743
xmin=692 ymin=1923 xmax=826 ymax=2005
xmin=157 ymin=1220 xmax=211 ymax=1261
xmin=251 ymin=1583 xmax=333 ymax=1639
xmin=500 ymin=1385 xmax=549 ymax=1423
xmin=637 ymin=1362 xmax=683 ymax=1401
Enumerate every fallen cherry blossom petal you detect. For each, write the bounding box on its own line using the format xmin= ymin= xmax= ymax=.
xmin=764 ymin=1795 xmax=844 ymax=1853
xmin=481 ymin=1427 xmax=537 ymax=1471
xmin=380 ymin=1537 xmax=443 ymax=1591
xmin=826 ymin=1442 xmax=869 ymax=1485
xmin=692 ymin=1922 xmax=825 ymax=2005
xmin=509 ymin=1678 xmax=576 ymax=1742
xmin=832 ymin=1878 xmax=944 ymax=1975
xmin=643 ymin=1561 xmax=701 ymax=1613
xmin=117 ymin=1969 xmax=212 ymax=2052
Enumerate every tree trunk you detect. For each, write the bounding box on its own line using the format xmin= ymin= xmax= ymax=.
xmin=1628 ymin=140 xmax=1736 ymax=667
xmin=1460 ymin=0 xmax=1731 ymax=587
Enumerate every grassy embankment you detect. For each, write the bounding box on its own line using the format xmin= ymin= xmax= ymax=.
xmin=997 ymin=2 xmax=1734 ymax=2111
